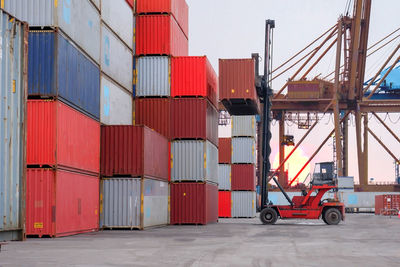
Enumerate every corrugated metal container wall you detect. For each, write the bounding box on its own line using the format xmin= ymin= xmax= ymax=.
xmin=136 ymin=15 xmax=188 ymax=56
xmin=218 ymin=191 xmax=231 ymax=218
xmin=171 ymin=140 xmax=218 ymax=183
xmin=231 ymin=191 xmax=256 ymax=218
xmin=27 ymin=100 xmax=100 ymax=174
xmin=287 ymin=81 xmax=321 ymax=99
xmin=101 ymin=75 xmax=133 ymax=125
xmin=101 ymin=0 xmax=134 ymax=50
xmin=135 ymin=98 xmax=171 ymax=139
xmin=375 ymin=195 xmax=400 ymax=215
xmin=136 ymin=0 xmax=189 ymax=38
xmin=232 ymin=116 xmax=256 ymax=137
xmin=3 ymin=0 xmax=101 ymax=63
xmin=135 ymin=56 xmax=171 ymax=97
xmin=232 ymin=137 xmax=256 ymax=164
xmin=101 ymin=126 xmax=169 ymax=180
xmin=231 ymin=164 xmax=256 ymax=191
xmin=28 ymin=31 xmax=100 ymax=119
xmin=171 ymin=56 xmax=218 ymax=108
xmin=0 ymin=11 xmax=27 ymax=241
xmin=218 ymin=138 xmax=231 ymax=164
xmin=171 ymin=98 xmax=218 ymax=146
xmin=170 ymin=183 xmax=218 ymax=225
xmin=218 ymin=164 xmax=231 ymax=191
xmin=26 ymin=169 xmax=99 ymax=237
xmin=101 ymin=23 xmax=133 ymax=92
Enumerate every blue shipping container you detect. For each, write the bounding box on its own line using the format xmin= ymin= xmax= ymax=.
xmin=28 ymin=30 xmax=100 ymax=119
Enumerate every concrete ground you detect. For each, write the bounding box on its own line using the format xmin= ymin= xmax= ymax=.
xmin=0 ymin=214 xmax=399 ymax=267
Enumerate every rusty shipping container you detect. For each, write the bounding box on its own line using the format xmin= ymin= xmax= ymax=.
xmin=171 ymin=98 xmax=218 ymax=146
xmin=219 ymin=59 xmax=260 ymax=115
xmin=218 ymin=138 xmax=231 ymax=164
xmin=26 ymin=169 xmax=99 ymax=237
xmin=136 ymin=15 xmax=188 ymax=56
xmin=218 ymin=191 xmax=231 ymax=218
xmin=135 ymin=98 xmax=171 ymax=139
xmin=136 ymin=0 xmax=189 ymax=38
xmin=231 ymin=164 xmax=256 ymax=191
xmin=101 ymin=125 xmax=169 ymax=180
xmin=171 ymin=56 xmax=218 ymax=108
xmin=170 ymin=183 xmax=218 ymax=225
xmin=375 ymin=195 xmax=400 ymax=216
xmin=27 ymin=100 xmax=100 ymax=174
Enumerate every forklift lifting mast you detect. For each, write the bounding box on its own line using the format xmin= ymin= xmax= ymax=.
xmin=255 ymin=20 xmax=345 ymax=225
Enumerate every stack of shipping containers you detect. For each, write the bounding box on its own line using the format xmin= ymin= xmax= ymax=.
xmin=218 ymin=138 xmax=232 ymax=218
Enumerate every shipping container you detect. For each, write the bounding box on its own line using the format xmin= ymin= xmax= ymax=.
xmin=231 ymin=137 xmax=256 ymax=164
xmin=231 ymin=191 xmax=256 ymax=218
xmin=0 ymin=10 xmax=27 ymax=242
xmin=136 ymin=0 xmax=189 ymax=38
xmin=170 ymin=183 xmax=218 ymax=225
xmin=171 ymin=98 xmax=218 ymax=146
xmin=337 ymin=176 xmax=355 ymax=191
xmin=219 ymin=59 xmax=259 ymax=115
xmin=135 ymin=98 xmax=171 ymax=139
xmin=231 ymin=164 xmax=256 ymax=191
xmin=26 ymin=169 xmax=99 ymax=237
xmin=375 ymin=195 xmax=400 ymax=216
xmin=101 ymin=23 xmax=133 ymax=92
xmin=4 ymin=0 xmax=101 ymax=63
xmin=135 ymin=56 xmax=171 ymax=97
xmin=232 ymin=116 xmax=256 ymax=138
xmin=287 ymin=80 xmax=334 ymax=99
xmin=218 ymin=164 xmax=231 ymax=191
xmin=100 ymin=75 xmax=133 ymax=125
xmin=218 ymin=191 xmax=231 ymax=218
xmin=171 ymin=140 xmax=218 ymax=183
xmin=101 ymin=0 xmax=134 ymax=50
xmin=100 ymin=178 xmax=169 ymax=229
xmin=136 ymin=15 xmax=188 ymax=56
xmin=101 ymin=125 xmax=169 ymax=180
xmin=28 ymin=30 xmax=100 ymax=119
xmin=171 ymin=56 xmax=218 ymax=108
xmin=218 ymin=138 xmax=231 ymax=164
xmin=27 ymin=100 xmax=100 ymax=174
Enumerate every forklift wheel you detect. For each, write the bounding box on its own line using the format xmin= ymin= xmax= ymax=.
xmin=323 ymin=208 xmax=341 ymax=225
xmin=260 ymin=208 xmax=278 ymax=225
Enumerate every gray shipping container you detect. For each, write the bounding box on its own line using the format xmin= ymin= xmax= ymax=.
xmin=232 ymin=137 xmax=256 ymax=164
xmin=4 ymin=0 xmax=101 ymax=64
xmin=218 ymin=164 xmax=231 ymax=190
xmin=231 ymin=115 xmax=256 ymax=137
xmin=101 ymin=0 xmax=133 ymax=50
xmin=100 ymin=178 xmax=169 ymax=229
xmin=171 ymin=140 xmax=218 ymax=184
xmin=136 ymin=56 xmax=170 ymax=97
xmin=0 ymin=10 xmax=27 ymax=241
xmin=101 ymin=22 xmax=133 ymax=92
xmin=100 ymin=74 xmax=133 ymax=125
xmin=231 ymin=191 xmax=256 ymax=218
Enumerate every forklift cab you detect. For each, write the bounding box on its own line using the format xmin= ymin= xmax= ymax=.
xmin=311 ymin=162 xmax=336 ymax=186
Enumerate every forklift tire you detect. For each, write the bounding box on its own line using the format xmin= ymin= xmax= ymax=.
xmin=323 ymin=208 xmax=341 ymax=225
xmin=260 ymin=208 xmax=278 ymax=225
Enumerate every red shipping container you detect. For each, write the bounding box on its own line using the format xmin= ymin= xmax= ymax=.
xmin=136 ymin=0 xmax=189 ymax=38
xmin=27 ymin=100 xmax=100 ymax=174
xmin=218 ymin=138 xmax=231 ymax=164
xmin=218 ymin=191 xmax=231 ymax=218
xmin=171 ymin=98 xmax=218 ymax=146
xmin=219 ymin=59 xmax=260 ymax=115
xmin=375 ymin=194 xmax=400 ymax=215
xmin=231 ymin=164 xmax=256 ymax=191
xmin=135 ymin=98 xmax=171 ymax=139
xmin=171 ymin=56 xmax=218 ymax=108
xmin=26 ymin=168 xmax=99 ymax=237
xmin=136 ymin=15 xmax=188 ymax=56
xmin=170 ymin=183 xmax=218 ymax=225
xmin=101 ymin=125 xmax=169 ymax=180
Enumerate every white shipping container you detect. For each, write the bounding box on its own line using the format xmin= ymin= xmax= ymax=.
xmin=231 ymin=116 xmax=256 ymax=137
xmin=101 ymin=23 xmax=133 ymax=92
xmin=101 ymin=0 xmax=133 ymax=50
xmin=232 ymin=137 xmax=256 ymax=164
xmin=218 ymin=164 xmax=231 ymax=190
xmin=231 ymin=191 xmax=256 ymax=218
xmin=3 ymin=0 xmax=101 ymax=64
xmin=100 ymin=74 xmax=133 ymax=125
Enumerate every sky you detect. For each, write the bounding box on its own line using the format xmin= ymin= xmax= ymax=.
xmin=186 ymin=0 xmax=400 ymax=184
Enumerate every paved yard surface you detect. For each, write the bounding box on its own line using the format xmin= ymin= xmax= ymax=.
xmin=1 ymin=214 xmax=399 ymax=267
